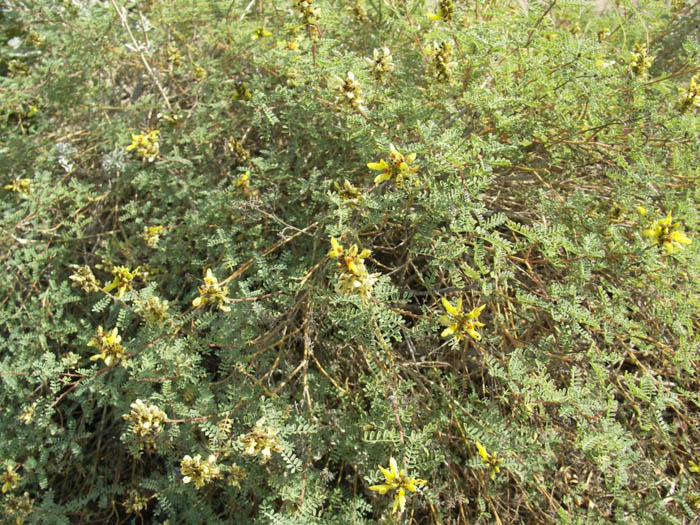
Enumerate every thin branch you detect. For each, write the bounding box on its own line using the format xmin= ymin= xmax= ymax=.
xmin=109 ymin=0 xmax=172 ymax=111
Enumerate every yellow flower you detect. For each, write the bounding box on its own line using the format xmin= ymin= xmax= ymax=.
xmin=328 ymin=238 xmax=377 ymax=303
xmin=277 ymin=38 xmax=301 ymax=51
xmin=329 ymin=240 xmax=370 ymax=275
xmin=180 ymin=454 xmax=220 ymax=488
xmin=88 ymin=326 xmax=126 ymax=366
xmin=19 ymin=403 xmax=37 ymax=425
xmin=328 ymin=237 xmax=344 ymax=259
xmin=643 ymin=211 xmax=692 ymax=255
xmin=440 ymin=297 xmax=486 ymax=342
xmin=331 ymin=71 xmax=365 ymax=112
xmin=123 ymin=489 xmax=150 ymax=514
xmin=135 ymin=296 xmax=170 ymax=326
xmin=192 ymin=268 xmax=231 ymax=312
xmin=251 ymin=27 xmax=272 ymax=40
xmin=630 ymin=42 xmax=653 ymax=78
xmin=369 ymin=457 xmax=427 ymax=514
xmin=141 ymin=225 xmax=164 ymax=247
xmin=333 ymin=179 xmax=363 ymax=202
xmin=126 ymin=130 xmax=160 ymax=162
xmin=678 ymin=74 xmax=700 ymax=112
xmin=429 ymin=41 xmax=455 ymax=81
xmin=293 ymin=0 xmax=320 ymax=27
xmin=428 ymin=0 xmax=454 ymax=21
xmin=476 ymin=441 xmax=503 ymax=480
xmin=236 ymin=171 xmax=250 ymax=189
xmin=1 ymin=466 xmax=20 ymax=494
xmin=69 ymin=265 xmax=100 ymax=293
xmin=233 ymin=83 xmax=252 ymax=101
xmin=240 ymin=418 xmax=283 ymax=463
xmin=4 ymin=178 xmax=32 ymax=194
xmin=367 ymin=144 xmax=418 ymax=186
xmin=366 ymin=47 xmax=394 ymax=83
xmin=103 ymin=266 xmax=140 ymax=299
xmin=123 ymin=399 xmax=167 ymax=450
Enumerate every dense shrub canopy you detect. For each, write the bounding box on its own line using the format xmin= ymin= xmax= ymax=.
xmin=1 ymin=0 xmax=699 ymax=523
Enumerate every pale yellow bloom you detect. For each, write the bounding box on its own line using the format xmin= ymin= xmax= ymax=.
xmin=1 ymin=466 xmax=20 ymax=494
xmin=428 ymin=0 xmax=454 ymax=21
xmin=369 ymin=457 xmax=427 ymax=514
xmin=181 ymin=454 xmax=220 ymax=488
xmin=476 ymin=441 xmax=503 ymax=480
xmin=331 ymin=71 xmax=365 ymax=112
xmin=251 ymin=27 xmax=272 ymax=40
xmin=126 ymin=130 xmax=160 ymax=162
xmin=440 ymin=297 xmax=486 ymax=341
xmin=240 ymin=418 xmax=282 ymax=463
xmin=4 ymin=178 xmax=32 ymax=194
xmin=88 ymin=326 xmax=126 ymax=366
xmin=328 ymin=238 xmax=377 ymax=303
xmin=643 ymin=212 xmax=692 ymax=255
xmin=367 ymin=144 xmax=418 ymax=186
xmin=141 ymin=225 xmax=164 ymax=247
xmin=104 ymin=265 xmax=140 ymax=298
xmin=192 ymin=268 xmax=231 ymax=312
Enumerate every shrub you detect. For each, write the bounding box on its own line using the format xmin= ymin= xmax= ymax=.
xmin=1 ymin=0 xmax=698 ymax=523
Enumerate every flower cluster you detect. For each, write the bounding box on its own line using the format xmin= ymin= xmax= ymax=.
xmin=278 ymin=37 xmax=301 ymax=51
xmin=240 ymin=419 xmax=283 ymax=463
xmin=630 ymin=42 xmax=653 ymax=78
xmin=4 ymin=178 xmax=32 ymax=194
xmin=193 ymin=64 xmax=207 ymax=80
xmin=123 ymin=489 xmax=150 ymax=514
xmin=8 ymin=60 xmax=29 ymax=76
xmin=678 ymin=74 xmax=700 ymax=113
xmin=333 ymin=179 xmax=363 ymax=203
xmin=251 ymin=27 xmax=272 ymax=40
xmin=192 ymin=268 xmax=232 ymax=312
xmin=430 ymin=41 xmax=455 ymax=82
xmin=69 ymin=265 xmax=100 ymax=293
xmin=293 ymin=0 xmax=320 ymax=27
xmin=428 ymin=0 xmax=455 ymax=21
xmin=643 ymin=211 xmax=692 ymax=255
xmin=351 ymin=0 xmax=368 ymax=22
xmin=3 ymin=492 xmax=33 ymax=524
xmin=1 ymin=466 xmax=20 ymax=494
xmin=331 ymin=71 xmax=365 ymax=112
xmin=367 ymin=143 xmax=419 ymax=187
xmin=140 ymin=225 xmax=164 ymax=247
xmin=88 ymin=326 xmax=127 ymax=366
xmin=233 ymin=83 xmax=252 ymax=101
xmin=123 ymin=399 xmax=167 ymax=449
xmin=135 ymin=296 xmax=170 ymax=326
xmin=690 ymin=461 xmax=700 ymax=474
xmin=161 ymin=112 xmax=182 ymax=127
xmin=328 ymin=237 xmax=378 ymax=303
xmin=476 ymin=441 xmax=503 ymax=480
xmin=104 ymin=265 xmax=140 ymax=299
xmin=366 ymin=47 xmax=394 ymax=83
xmin=166 ymin=43 xmax=182 ymax=69
xmin=235 ymin=171 xmax=258 ymax=197
xmin=228 ymin=137 xmax=251 ymax=162
xmin=19 ymin=402 xmax=37 ymax=425
xmin=236 ymin=171 xmax=250 ymax=189
xmin=126 ymin=130 xmax=160 ymax=162
xmin=180 ymin=454 xmax=220 ymax=488
xmin=369 ymin=457 xmax=427 ymax=514
xmin=440 ymin=297 xmax=486 ymax=342
xmin=225 ymin=464 xmax=247 ymax=488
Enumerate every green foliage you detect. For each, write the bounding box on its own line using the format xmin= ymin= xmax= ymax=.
xmin=1 ymin=0 xmax=699 ymax=523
